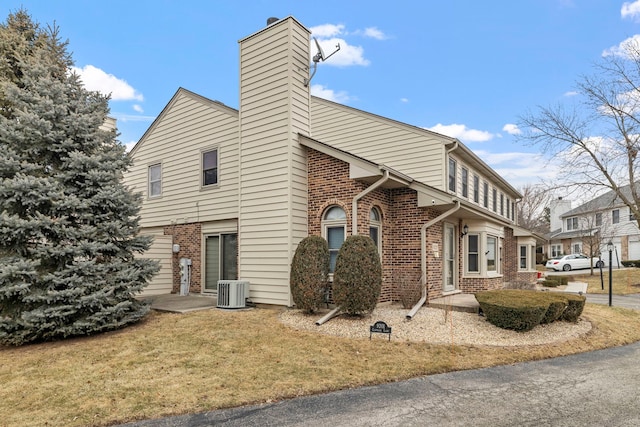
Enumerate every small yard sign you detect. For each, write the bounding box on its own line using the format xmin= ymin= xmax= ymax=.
xmin=369 ymin=320 xmax=392 ymax=341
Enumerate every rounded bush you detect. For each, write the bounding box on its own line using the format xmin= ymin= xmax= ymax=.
xmin=476 ymin=290 xmax=550 ymax=332
xmin=332 ymin=235 xmax=382 ymax=316
xmin=290 ymin=235 xmax=330 ymax=314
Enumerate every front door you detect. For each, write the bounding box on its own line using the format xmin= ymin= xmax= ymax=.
xmin=443 ymin=223 xmax=456 ymax=292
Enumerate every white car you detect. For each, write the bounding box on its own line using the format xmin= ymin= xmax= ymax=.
xmin=545 ymin=254 xmax=605 ymax=271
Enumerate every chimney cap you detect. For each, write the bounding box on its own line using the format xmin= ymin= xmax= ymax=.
xmin=267 ymin=17 xmax=279 ymax=25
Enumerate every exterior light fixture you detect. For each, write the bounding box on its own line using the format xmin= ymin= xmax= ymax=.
xmin=461 ymin=224 xmax=469 ymax=238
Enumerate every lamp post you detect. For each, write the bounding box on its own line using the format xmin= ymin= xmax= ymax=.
xmin=607 ymin=241 xmax=614 ymax=307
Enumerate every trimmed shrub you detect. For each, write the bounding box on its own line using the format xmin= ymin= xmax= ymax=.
xmin=541 ymin=294 xmax=569 ymax=324
xmin=543 ymin=276 xmax=569 ymax=287
xmin=332 ymin=235 xmax=382 ymax=316
xmin=476 ymin=290 xmax=562 ymax=332
xmin=290 ymin=236 xmax=330 ymax=314
xmin=560 ymin=294 xmax=586 ymax=322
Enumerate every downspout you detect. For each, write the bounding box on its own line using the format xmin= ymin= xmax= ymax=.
xmin=406 ymin=200 xmax=461 ymax=320
xmin=352 ymin=169 xmax=390 ymax=235
xmin=316 ymin=169 xmax=391 ymax=326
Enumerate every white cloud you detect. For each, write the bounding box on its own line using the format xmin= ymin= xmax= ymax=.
xmin=564 ymin=91 xmax=578 ymax=97
xmin=622 ymin=1 xmax=640 ymax=21
xmin=310 ymin=84 xmax=351 ymax=103
xmin=363 ymin=27 xmax=387 ymax=40
xmin=123 ymin=140 xmax=138 ymax=152
xmin=427 ymin=123 xmax=494 ymax=142
xmin=310 ymin=23 xmax=373 ymax=67
xmin=310 ymin=24 xmax=345 ymax=38
xmin=71 ymin=65 xmax=143 ymax=101
xmin=502 ymin=124 xmax=522 ymax=135
xmin=473 ymin=150 xmax=557 ymax=187
xmin=602 ymin=34 xmax=640 ymax=58
xmin=400 ymin=98 xmax=409 ymax=103
xmin=315 ymin=37 xmax=369 ymax=66
xmin=111 ymin=113 xmax=156 ymax=122
xmin=133 ymin=104 xmax=144 ymax=113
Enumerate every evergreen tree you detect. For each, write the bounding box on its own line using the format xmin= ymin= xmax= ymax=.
xmin=0 ymin=10 xmax=159 ymax=345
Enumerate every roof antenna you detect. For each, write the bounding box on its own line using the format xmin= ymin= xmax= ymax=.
xmin=304 ymin=37 xmax=340 ymax=87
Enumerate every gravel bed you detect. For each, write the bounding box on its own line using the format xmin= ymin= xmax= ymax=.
xmin=280 ymin=305 xmax=592 ymax=347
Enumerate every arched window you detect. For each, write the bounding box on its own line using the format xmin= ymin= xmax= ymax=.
xmin=369 ymin=207 xmax=381 ymax=251
xmin=322 ymin=206 xmax=346 ymax=273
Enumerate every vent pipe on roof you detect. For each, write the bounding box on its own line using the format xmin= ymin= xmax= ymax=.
xmin=267 ymin=17 xmax=279 ymax=25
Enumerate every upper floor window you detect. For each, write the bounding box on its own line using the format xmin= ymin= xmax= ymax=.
xmin=483 ymin=182 xmax=489 ymax=208
xmin=512 ymin=201 xmax=515 ymax=221
xmin=506 ymin=197 xmax=510 ymax=218
xmin=566 ymin=217 xmax=578 ymax=231
xmin=369 ymin=207 xmax=382 ymax=252
xmin=492 ymin=188 xmax=497 ymax=212
xmin=612 ymin=209 xmax=620 ymax=224
xmin=595 ymin=212 xmax=602 ymax=226
xmin=203 ymin=149 xmax=218 ymax=186
xmin=473 ymin=175 xmax=479 ymax=203
xmin=323 ymin=206 xmax=346 ymax=273
xmin=448 ymin=158 xmax=457 ymax=193
xmin=461 ymin=167 xmax=468 ymax=198
xmin=500 ymin=193 xmax=504 ymax=216
xmin=149 ymin=163 xmax=162 ymax=198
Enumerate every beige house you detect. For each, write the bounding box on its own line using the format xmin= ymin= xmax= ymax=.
xmin=125 ymin=16 xmax=538 ymax=306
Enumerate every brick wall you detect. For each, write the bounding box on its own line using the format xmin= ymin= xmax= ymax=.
xmin=308 ymin=149 xmax=447 ymax=303
xmin=503 ymin=227 xmax=517 ymax=282
xmin=163 ymin=223 xmax=202 ymax=293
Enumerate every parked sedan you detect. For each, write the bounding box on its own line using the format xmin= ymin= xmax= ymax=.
xmin=545 ymin=254 xmax=605 ymax=271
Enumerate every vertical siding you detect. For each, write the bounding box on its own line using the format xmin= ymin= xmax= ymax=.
xmin=238 ymin=17 xmax=310 ymax=306
xmin=124 ymin=90 xmax=239 ymax=228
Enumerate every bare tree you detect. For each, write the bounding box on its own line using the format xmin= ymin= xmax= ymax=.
xmin=517 ymin=184 xmax=552 ymax=234
xmin=519 ymin=38 xmax=640 ymax=228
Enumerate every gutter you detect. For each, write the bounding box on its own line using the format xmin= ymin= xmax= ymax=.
xmin=406 ymin=201 xmax=461 ymax=320
xmin=316 ymin=170 xmax=390 ymax=326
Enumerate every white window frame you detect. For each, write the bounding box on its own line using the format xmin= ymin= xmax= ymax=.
xmin=487 ymin=235 xmax=498 ymax=273
xmin=322 ymin=206 xmax=347 ymax=274
xmin=202 ymin=147 xmax=219 ymax=187
xmin=448 ymin=158 xmax=457 ymax=193
xmin=369 ymin=207 xmax=382 ymax=255
xmin=551 ymin=244 xmax=562 ymax=258
xmin=148 ymin=163 xmax=162 ymax=198
xmin=613 ymin=209 xmax=620 ymax=224
xmin=473 ymin=175 xmax=479 ymax=203
xmin=566 ymin=217 xmax=578 ymax=231
xmin=483 ymin=182 xmax=489 ymax=208
xmin=466 ymin=233 xmax=480 ymax=274
xmin=461 ymin=167 xmax=468 ymax=198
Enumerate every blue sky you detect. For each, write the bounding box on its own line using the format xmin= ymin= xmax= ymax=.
xmin=4 ymin=1 xmax=640 ymax=189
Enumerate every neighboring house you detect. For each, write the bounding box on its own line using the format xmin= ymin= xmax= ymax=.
xmin=124 ymin=16 xmax=538 ymax=306
xmin=547 ymin=184 xmax=640 ymax=263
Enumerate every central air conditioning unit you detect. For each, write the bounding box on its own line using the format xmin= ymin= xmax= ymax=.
xmin=216 ymin=280 xmax=250 ymax=309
